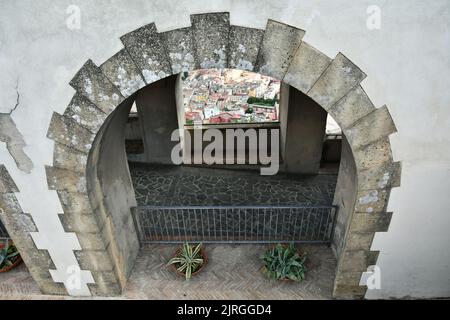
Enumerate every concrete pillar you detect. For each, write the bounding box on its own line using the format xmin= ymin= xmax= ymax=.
xmin=281 ymin=85 xmax=328 ymax=174
xmin=135 ymin=75 xmax=180 ymax=164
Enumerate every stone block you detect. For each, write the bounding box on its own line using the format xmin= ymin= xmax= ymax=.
xmin=284 ymin=41 xmax=331 ymax=93
xmin=345 ymin=232 xmax=375 ymax=251
xmin=75 ymin=250 xmax=114 ymax=271
xmin=47 ymin=112 xmax=95 ymax=154
xmin=100 ymin=49 xmax=146 ymax=98
xmin=344 ymin=106 xmax=397 ymax=149
xmin=75 ymin=233 xmax=106 ymax=251
xmin=63 ymin=93 xmax=107 ymax=134
xmin=191 ymin=12 xmax=230 ymax=69
xmin=353 ymin=138 xmax=393 ymax=171
xmin=162 ymin=27 xmax=196 ymax=74
xmin=0 ymin=165 xmax=18 ymax=193
xmin=53 ymin=143 xmax=88 ymax=174
xmin=358 ymin=161 xmax=402 ymax=191
xmin=57 ymin=191 xmax=92 ymax=214
xmin=120 ymin=23 xmax=172 ymax=84
xmin=88 ymin=271 xmax=121 ymax=296
xmin=308 ymin=53 xmax=366 ymax=110
xmin=333 ymin=283 xmax=367 ymax=299
xmin=338 ymin=250 xmax=379 ymax=273
xmin=355 ymin=189 xmax=390 ymax=213
xmin=58 ymin=212 xmax=100 ymax=234
xmin=327 ymin=85 xmax=375 ymax=129
xmin=46 ymin=166 xmax=87 ymax=194
xmin=255 ymin=20 xmax=305 ymax=80
xmin=70 ymin=59 xmax=124 ymax=114
xmin=228 ymin=25 xmax=264 ymax=71
xmin=349 ymin=212 xmax=393 ymax=232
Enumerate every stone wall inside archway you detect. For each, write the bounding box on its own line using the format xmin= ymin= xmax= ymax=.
xmin=0 ymin=12 xmax=401 ymax=298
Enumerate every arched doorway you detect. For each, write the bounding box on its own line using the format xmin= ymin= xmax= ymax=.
xmin=1 ymin=12 xmax=400 ymax=299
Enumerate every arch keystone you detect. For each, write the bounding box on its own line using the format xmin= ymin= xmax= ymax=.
xmin=191 ymin=12 xmax=230 ymax=69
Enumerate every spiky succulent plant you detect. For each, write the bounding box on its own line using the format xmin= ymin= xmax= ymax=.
xmin=168 ymin=242 xmax=204 ymax=280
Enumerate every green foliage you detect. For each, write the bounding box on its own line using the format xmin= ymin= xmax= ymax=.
xmin=247 ymin=97 xmax=278 ymax=106
xmin=245 ymin=107 xmax=254 ymax=114
xmin=261 ymin=243 xmax=307 ymax=281
xmin=168 ymin=242 xmax=204 ymax=280
xmin=0 ymin=240 xmax=20 ymax=270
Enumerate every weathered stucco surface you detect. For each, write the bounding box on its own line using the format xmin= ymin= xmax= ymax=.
xmin=0 ymin=0 xmax=449 ymax=299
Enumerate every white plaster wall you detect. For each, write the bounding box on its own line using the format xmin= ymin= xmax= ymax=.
xmin=0 ymin=0 xmax=449 ymax=298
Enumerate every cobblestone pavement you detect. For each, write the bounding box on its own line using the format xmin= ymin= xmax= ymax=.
xmin=123 ymin=244 xmax=336 ymax=300
xmin=130 ymin=163 xmax=337 ymax=207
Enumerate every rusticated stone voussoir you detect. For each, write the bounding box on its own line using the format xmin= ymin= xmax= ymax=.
xmin=228 ymin=25 xmax=264 ymax=71
xmin=47 ymin=112 xmax=95 ymax=154
xmin=70 ymin=59 xmax=124 ymax=114
xmin=0 ymin=165 xmax=19 ymax=193
xmin=355 ymin=188 xmax=390 ymax=213
xmin=284 ymin=41 xmax=331 ymax=93
xmin=349 ymin=212 xmax=393 ymax=233
xmin=46 ymin=166 xmax=87 ymax=194
xmin=338 ymin=250 xmax=379 ymax=273
xmin=120 ymin=23 xmax=172 ymax=84
xmin=344 ymin=106 xmax=397 ymax=149
xmin=308 ymin=53 xmax=366 ymax=111
xmin=255 ymin=19 xmax=305 ymax=80
xmin=191 ymin=12 xmax=230 ymax=69
xmin=358 ymin=161 xmax=402 ymax=191
xmin=327 ymin=85 xmax=375 ymax=130
xmin=163 ymin=27 xmax=196 ymax=74
xmin=64 ymin=93 xmax=108 ymax=134
xmin=353 ymin=138 xmax=393 ymax=172
xmin=100 ymin=49 xmax=146 ymax=98
xmin=53 ymin=143 xmax=88 ymax=174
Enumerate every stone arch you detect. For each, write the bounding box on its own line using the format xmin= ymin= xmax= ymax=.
xmin=40 ymin=12 xmax=401 ymax=298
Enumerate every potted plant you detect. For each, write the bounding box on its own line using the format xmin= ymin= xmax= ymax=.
xmin=0 ymin=240 xmax=22 ymax=273
xmin=261 ymin=243 xmax=307 ymax=282
xmin=167 ymin=242 xmax=207 ymax=280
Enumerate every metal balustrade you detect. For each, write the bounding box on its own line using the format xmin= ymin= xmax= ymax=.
xmin=132 ymin=205 xmax=338 ymax=245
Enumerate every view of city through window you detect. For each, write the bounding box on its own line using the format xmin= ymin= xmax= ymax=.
xmin=182 ymin=69 xmax=281 ymax=126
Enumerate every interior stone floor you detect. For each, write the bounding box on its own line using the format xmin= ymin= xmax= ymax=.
xmin=122 ymin=244 xmax=336 ymax=300
xmin=0 ymin=244 xmax=336 ymax=300
xmin=130 ymin=163 xmax=338 ymax=207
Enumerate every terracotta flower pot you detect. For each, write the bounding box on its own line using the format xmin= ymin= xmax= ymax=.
xmin=0 ymin=241 xmax=23 ymax=273
xmin=170 ymin=247 xmax=208 ymax=278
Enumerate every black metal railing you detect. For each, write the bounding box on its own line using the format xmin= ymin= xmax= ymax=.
xmin=132 ymin=205 xmax=338 ymax=245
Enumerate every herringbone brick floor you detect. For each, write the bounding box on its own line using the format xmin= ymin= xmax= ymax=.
xmin=123 ymin=244 xmax=336 ymax=300
xmin=0 ymin=245 xmax=336 ymax=300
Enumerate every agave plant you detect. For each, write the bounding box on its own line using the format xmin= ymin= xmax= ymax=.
xmin=0 ymin=240 xmax=20 ymax=270
xmin=261 ymin=243 xmax=307 ymax=281
xmin=168 ymin=242 xmax=204 ymax=280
